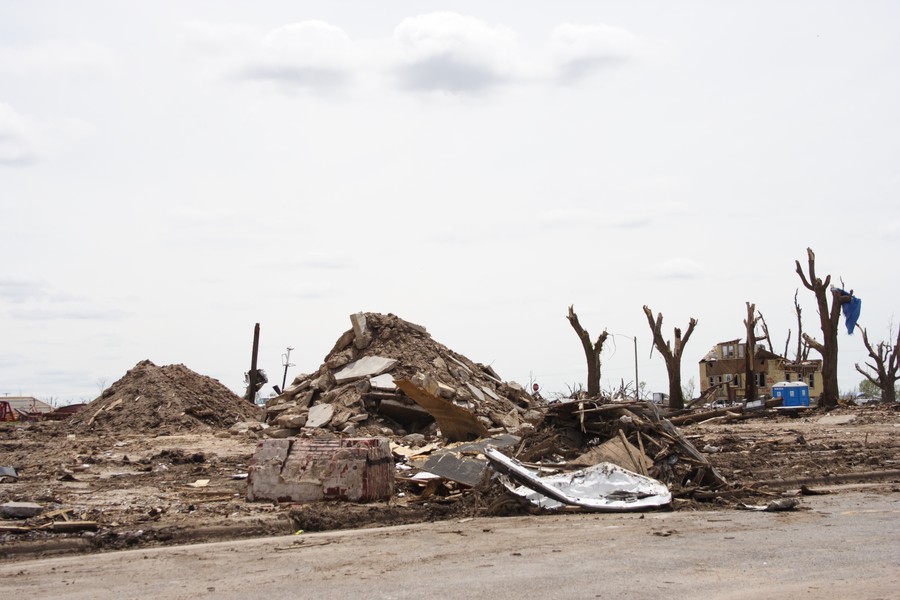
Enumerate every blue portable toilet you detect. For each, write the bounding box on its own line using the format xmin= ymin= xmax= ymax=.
xmin=772 ymin=381 xmax=810 ymax=409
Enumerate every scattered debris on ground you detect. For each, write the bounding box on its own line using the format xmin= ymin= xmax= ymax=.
xmin=2 ymin=312 xmax=899 ymax=560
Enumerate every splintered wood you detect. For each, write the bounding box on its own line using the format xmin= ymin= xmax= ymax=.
xmin=522 ymin=400 xmax=727 ymax=493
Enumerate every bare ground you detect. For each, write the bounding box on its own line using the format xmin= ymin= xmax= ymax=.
xmin=1 ymin=403 xmax=898 ymax=561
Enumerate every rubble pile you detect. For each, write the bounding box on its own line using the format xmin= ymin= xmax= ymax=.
xmin=512 ymin=399 xmax=726 ymax=498
xmin=69 ymin=360 xmax=261 ymax=434
xmin=262 ymin=312 xmax=539 ymax=439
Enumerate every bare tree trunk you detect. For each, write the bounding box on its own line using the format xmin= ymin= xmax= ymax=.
xmin=795 ymin=248 xmax=852 ymax=408
xmin=566 ymin=305 xmax=609 ymax=398
xmin=757 ymin=310 xmax=775 ymax=353
xmin=642 ymin=306 xmax=697 ymax=410
xmin=855 ymin=327 xmax=900 ymax=403
xmin=744 ymin=302 xmax=759 ymax=401
xmin=791 ymin=289 xmax=811 ymax=361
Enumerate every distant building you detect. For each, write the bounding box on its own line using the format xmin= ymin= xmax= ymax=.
xmin=698 ymin=340 xmax=823 ymax=401
xmin=1 ymin=396 xmax=53 ymax=416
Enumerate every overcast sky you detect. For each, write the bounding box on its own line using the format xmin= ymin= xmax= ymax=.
xmin=2 ymin=1 xmax=898 ymax=405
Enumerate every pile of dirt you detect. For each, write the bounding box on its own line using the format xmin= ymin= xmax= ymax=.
xmin=262 ymin=312 xmax=539 ymax=439
xmin=68 ymin=360 xmax=261 ymax=434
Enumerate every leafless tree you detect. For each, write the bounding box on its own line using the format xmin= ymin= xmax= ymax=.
xmin=855 ymin=326 xmax=900 ymax=403
xmin=757 ymin=310 xmax=775 ymax=353
xmin=795 ymin=248 xmax=854 ymax=408
xmin=642 ymin=305 xmax=697 ymax=410
xmin=744 ymin=302 xmax=760 ymax=401
xmin=566 ymin=305 xmax=609 ymax=398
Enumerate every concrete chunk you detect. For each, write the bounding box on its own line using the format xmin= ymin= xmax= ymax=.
xmin=305 ymin=403 xmax=335 ymax=429
xmin=0 ymin=501 xmax=44 ymax=518
xmin=333 ymin=356 xmax=398 ymax=384
xmin=247 ymin=437 xmax=394 ymax=503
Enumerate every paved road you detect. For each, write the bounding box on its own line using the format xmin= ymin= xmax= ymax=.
xmin=2 ymin=490 xmax=898 ymax=599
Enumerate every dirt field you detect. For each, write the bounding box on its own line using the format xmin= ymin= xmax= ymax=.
xmin=2 ymin=402 xmax=898 ymax=561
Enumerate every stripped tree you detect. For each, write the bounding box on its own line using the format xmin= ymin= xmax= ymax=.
xmin=855 ymin=326 xmax=900 ymax=403
xmin=642 ymin=306 xmax=697 ymax=410
xmin=757 ymin=310 xmax=775 ymax=354
xmin=794 ymin=248 xmax=854 ymax=408
xmin=744 ymin=302 xmax=760 ymax=401
xmin=566 ymin=305 xmax=609 ymax=398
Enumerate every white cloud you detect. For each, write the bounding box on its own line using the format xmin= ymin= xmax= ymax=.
xmin=882 ymin=220 xmax=900 ymax=240
xmin=0 ymin=278 xmax=46 ymax=303
xmin=0 ymin=102 xmax=92 ymax=165
xmin=239 ymin=21 xmax=358 ymax=89
xmin=392 ymin=12 xmax=524 ymax=93
xmin=654 ymin=258 xmax=705 ymax=280
xmin=182 ymin=14 xmax=648 ymax=95
xmin=0 ymin=102 xmax=38 ymax=164
xmin=536 ymin=208 xmax=653 ymax=230
xmin=9 ymin=307 xmax=129 ymax=321
xmin=180 ymin=21 xmax=258 ymax=56
xmin=0 ymin=40 xmax=116 ymax=78
xmin=547 ymin=23 xmax=649 ymax=82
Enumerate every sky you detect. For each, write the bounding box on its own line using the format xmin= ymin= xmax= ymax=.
xmin=2 ymin=1 xmax=899 ymax=405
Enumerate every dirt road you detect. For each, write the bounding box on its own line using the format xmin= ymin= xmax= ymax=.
xmin=2 ymin=488 xmax=897 ymax=600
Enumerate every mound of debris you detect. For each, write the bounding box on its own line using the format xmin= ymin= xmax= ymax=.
xmin=69 ymin=360 xmax=261 ymax=434
xmin=262 ymin=312 xmax=539 ymax=440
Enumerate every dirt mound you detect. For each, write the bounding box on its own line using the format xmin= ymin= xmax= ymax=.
xmin=69 ymin=360 xmax=261 ymax=434
xmin=263 ymin=312 xmax=539 ymax=438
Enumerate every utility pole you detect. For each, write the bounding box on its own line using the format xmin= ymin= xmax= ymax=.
xmin=281 ymin=346 xmax=294 ymax=391
xmin=633 ymin=335 xmax=639 ymax=401
xmin=246 ymin=323 xmax=260 ymax=404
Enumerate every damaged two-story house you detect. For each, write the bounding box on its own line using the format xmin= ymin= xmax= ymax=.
xmin=698 ymin=339 xmax=823 ymax=402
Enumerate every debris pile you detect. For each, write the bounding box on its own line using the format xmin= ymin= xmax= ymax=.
xmin=511 ymin=399 xmax=726 ymax=500
xmin=68 ymin=360 xmax=261 ymax=434
xmin=262 ymin=312 xmax=538 ymax=440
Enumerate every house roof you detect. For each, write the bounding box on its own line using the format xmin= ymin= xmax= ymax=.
xmin=1 ymin=396 xmax=53 ymax=414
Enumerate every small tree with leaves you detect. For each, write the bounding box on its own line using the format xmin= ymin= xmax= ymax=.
xmin=855 ymin=326 xmax=900 ymax=403
xmin=566 ymin=305 xmax=609 ymax=398
xmin=642 ymin=305 xmax=697 ymax=410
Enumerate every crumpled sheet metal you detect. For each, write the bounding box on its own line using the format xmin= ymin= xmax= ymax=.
xmin=484 ymin=447 xmax=671 ymax=512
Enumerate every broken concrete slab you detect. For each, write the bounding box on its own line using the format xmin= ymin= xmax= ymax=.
xmin=305 ymin=404 xmax=335 ymax=429
xmin=817 ymin=414 xmax=857 ymax=426
xmin=0 ymin=501 xmax=44 ymax=518
xmin=414 ymin=434 xmax=521 ymax=487
xmin=465 ymin=383 xmax=486 ymax=403
xmin=397 ymin=374 xmax=489 ymax=442
xmin=333 ymin=356 xmax=398 ymax=384
xmin=247 ymin=437 xmax=394 ymax=503
xmin=350 ymin=312 xmax=373 ymax=350
xmin=419 ymin=452 xmax=491 ymax=488
xmin=377 ymin=398 xmax=434 ymax=426
xmin=369 ymin=373 xmax=397 ymax=391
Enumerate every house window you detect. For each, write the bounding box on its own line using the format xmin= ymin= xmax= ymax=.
xmin=808 ymin=374 xmax=815 ymax=387
xmin=756 ymin=373 xmax=765 ymax=387
xmin=708 ymin=377 xmax=715 ymax=387
xmin=738 ymin=345 xmax=745 ymax=359
xmin=734 ymin=374 xmax=741 ymax=387
xmin=784 ymin=373 xmax=791 ymax=382
xmin=725 ymin=374 xmax=732 ymax=382
xmin=717 ymin=375 xmax=723 ymax=384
